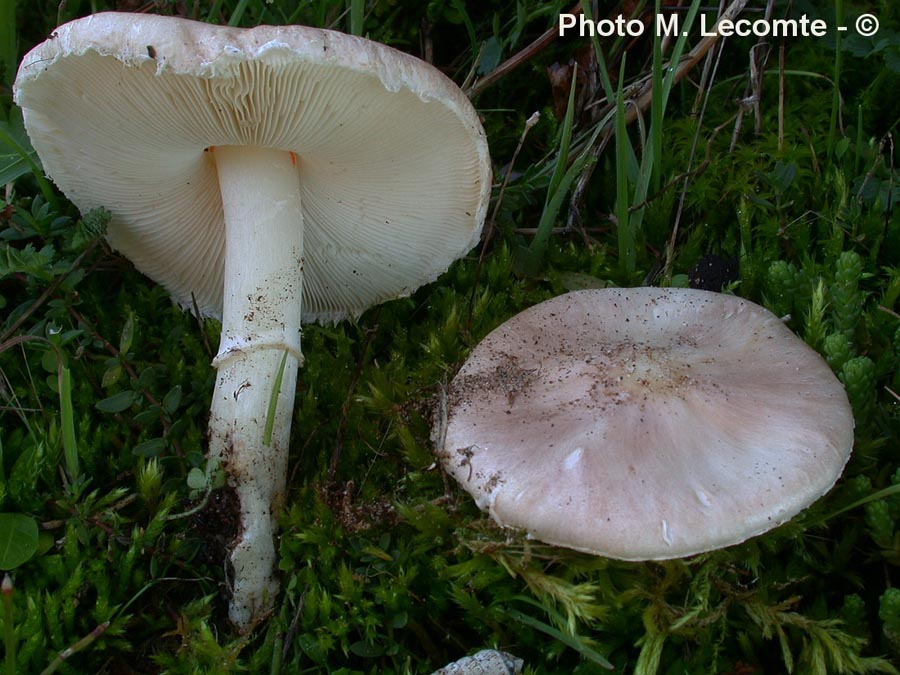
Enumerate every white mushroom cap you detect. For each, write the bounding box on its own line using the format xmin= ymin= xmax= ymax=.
xmin=13 ymin=12 xmax=490 ymax=322
xmin=437 ymin=287 xmax=854 ymax=560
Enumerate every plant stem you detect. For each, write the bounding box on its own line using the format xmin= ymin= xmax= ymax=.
xmin=828 ymin=0 xmax=844 ymax=158
xmin=2 ymin=575 xmax=14 ymax=675
xmin=615 ymin=57 xmax=634 ymax=276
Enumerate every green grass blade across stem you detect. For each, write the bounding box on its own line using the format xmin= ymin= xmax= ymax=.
xmin=264 ymin=349 xmax=289 ymax=447
xmin=204 ymin=0 xmax=224 ymax=22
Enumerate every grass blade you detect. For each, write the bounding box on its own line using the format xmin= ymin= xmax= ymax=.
xmin=58 ymin=363 xmax=79 ymax=482
xmin=264 ymin=349 xmax=289 ymax=447
xmin=546 ymin=70 xmax=578 ymax=207
xmin=829 ymin=0 xmax=844 ymax=158
xmin=615 ymin=56 xmax=635 ymax=275
xmin=349 ymin=0 xmax=364 ymax=36
xmin=227 ymin=0 xmax=251 ymax=27
xmin=506 ymin=607 xmax=613 ymax=670
xmin=578 ymin=0 xmax=615 ymax=108
xmin=528 ymin=70 xmax=578 ymax=261
xmin=0 ymin=0 xmax=15 ymax=86
xmin=649 ymin=0 xmax=664 ymax=195
xmin=0 ymin=110 xmax=58 ymax=208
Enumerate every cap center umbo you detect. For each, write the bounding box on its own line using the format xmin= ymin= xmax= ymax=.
xmin=573 ymin=342 xmax=703 ymax=407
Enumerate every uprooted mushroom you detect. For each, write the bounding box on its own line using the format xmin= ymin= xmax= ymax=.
xmin=15 ymin=12 xmax=491 ymax=629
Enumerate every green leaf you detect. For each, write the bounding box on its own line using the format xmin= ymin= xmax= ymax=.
xmin=0 ymin=513 xmax=39 ymax=570
xmin=132 ymin=407 xmax=160 ymax=427
xmin=95 ymin=390 xmax=138 ymax=413
xmin=71 ymin=207 xmax=110 ymax=250
xmin=162 ymin=385 xmax=182 ymax=416
xmin=768 ymin=161 xmax=798 ymax=194
xmin=0 ymin=109 xmax=41 ymax=186
xmin=887 ymin=48 xmax=900 ymax=73
xmin=8 ymin=444 xmax=44 ymax=511
xmin=0 ymin=243 xmax=60 ymax=282
xmin=101 ymin=361 xmax=123 ymax=389
xmin=132 ymin=438 xmax=167 ymax=457
xmin=119 ymin=311 xmax=135 ymax=355
xmin=557 ymin=271 xmax=610 ymax=292
xmin=348 ymin=640 xmax=385 ymax=658
xmin=186 ymin=467 xmax=207 ymax=490
xmin=477 ymin=35 xmax=502 ymax=75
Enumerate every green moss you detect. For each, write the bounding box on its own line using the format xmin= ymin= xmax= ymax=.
xmin=3 ymin=0 xmax=900 ymax=672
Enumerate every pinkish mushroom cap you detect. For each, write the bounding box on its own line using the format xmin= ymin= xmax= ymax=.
xmin=436 ymin=287 xmax=854 ymax=560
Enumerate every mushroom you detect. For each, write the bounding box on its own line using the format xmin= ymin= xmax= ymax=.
xmin=436 ymin=287 xmax=854 ymax=560
xmin=15 ymin=12 xmax=490 ymax=628
xmin=431 ymin=649 xmax=524 ymax=675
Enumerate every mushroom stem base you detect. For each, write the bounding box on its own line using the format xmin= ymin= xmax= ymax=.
xmin=208 ymin=348 xmax=299 ymax=630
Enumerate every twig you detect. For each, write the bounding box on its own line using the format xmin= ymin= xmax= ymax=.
xmin=880 ymin=305 xmax=900 ymax=323
xmin=466 ymin=3 xmax=582 ymax=99
xmin=663 ymin=0 xmax=731 ymax=278
xmin=568 ymin=0 xmax=751 ymax=239
xmin=39 ymin=622 xmax=110 ymax=675
xmin=629 ymin=0 xmax=751 ymax=125
xmin=280 ymin=586 xmax=308 ymax=667
xmin=514 ymin=226 xmax=608 ymax=235
xmin=165 ymin=479 xmax=214 ymax=521
xmin=190 ymin=292 xmax=214 ymax=360
xmin=3 ymin=576 xmax=14 ymax=675
xmin=329 ymin=308 xmax=381 ymax=480
xmin=778 ymin=40 xmax=785 ymax=152
xmin=466 ymin=112 xmax=541 ymax=330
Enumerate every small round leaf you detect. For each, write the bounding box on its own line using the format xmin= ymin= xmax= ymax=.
xmin=0 ymin=513 xmax=39 ymax=570
xmin=186 ymin=468 xmax=208 ymax=490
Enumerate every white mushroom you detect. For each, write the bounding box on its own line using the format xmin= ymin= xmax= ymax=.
xmin=431 ymin=649 xmax=524 ymax=675
xmin=436 ymin=287 xmax=854 ymax=559
xmin=15 ymin=12 xmax=491 ymax=629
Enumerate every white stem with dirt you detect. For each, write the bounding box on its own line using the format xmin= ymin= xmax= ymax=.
xmin=206 ymin=145 xmax=304 ymax=630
